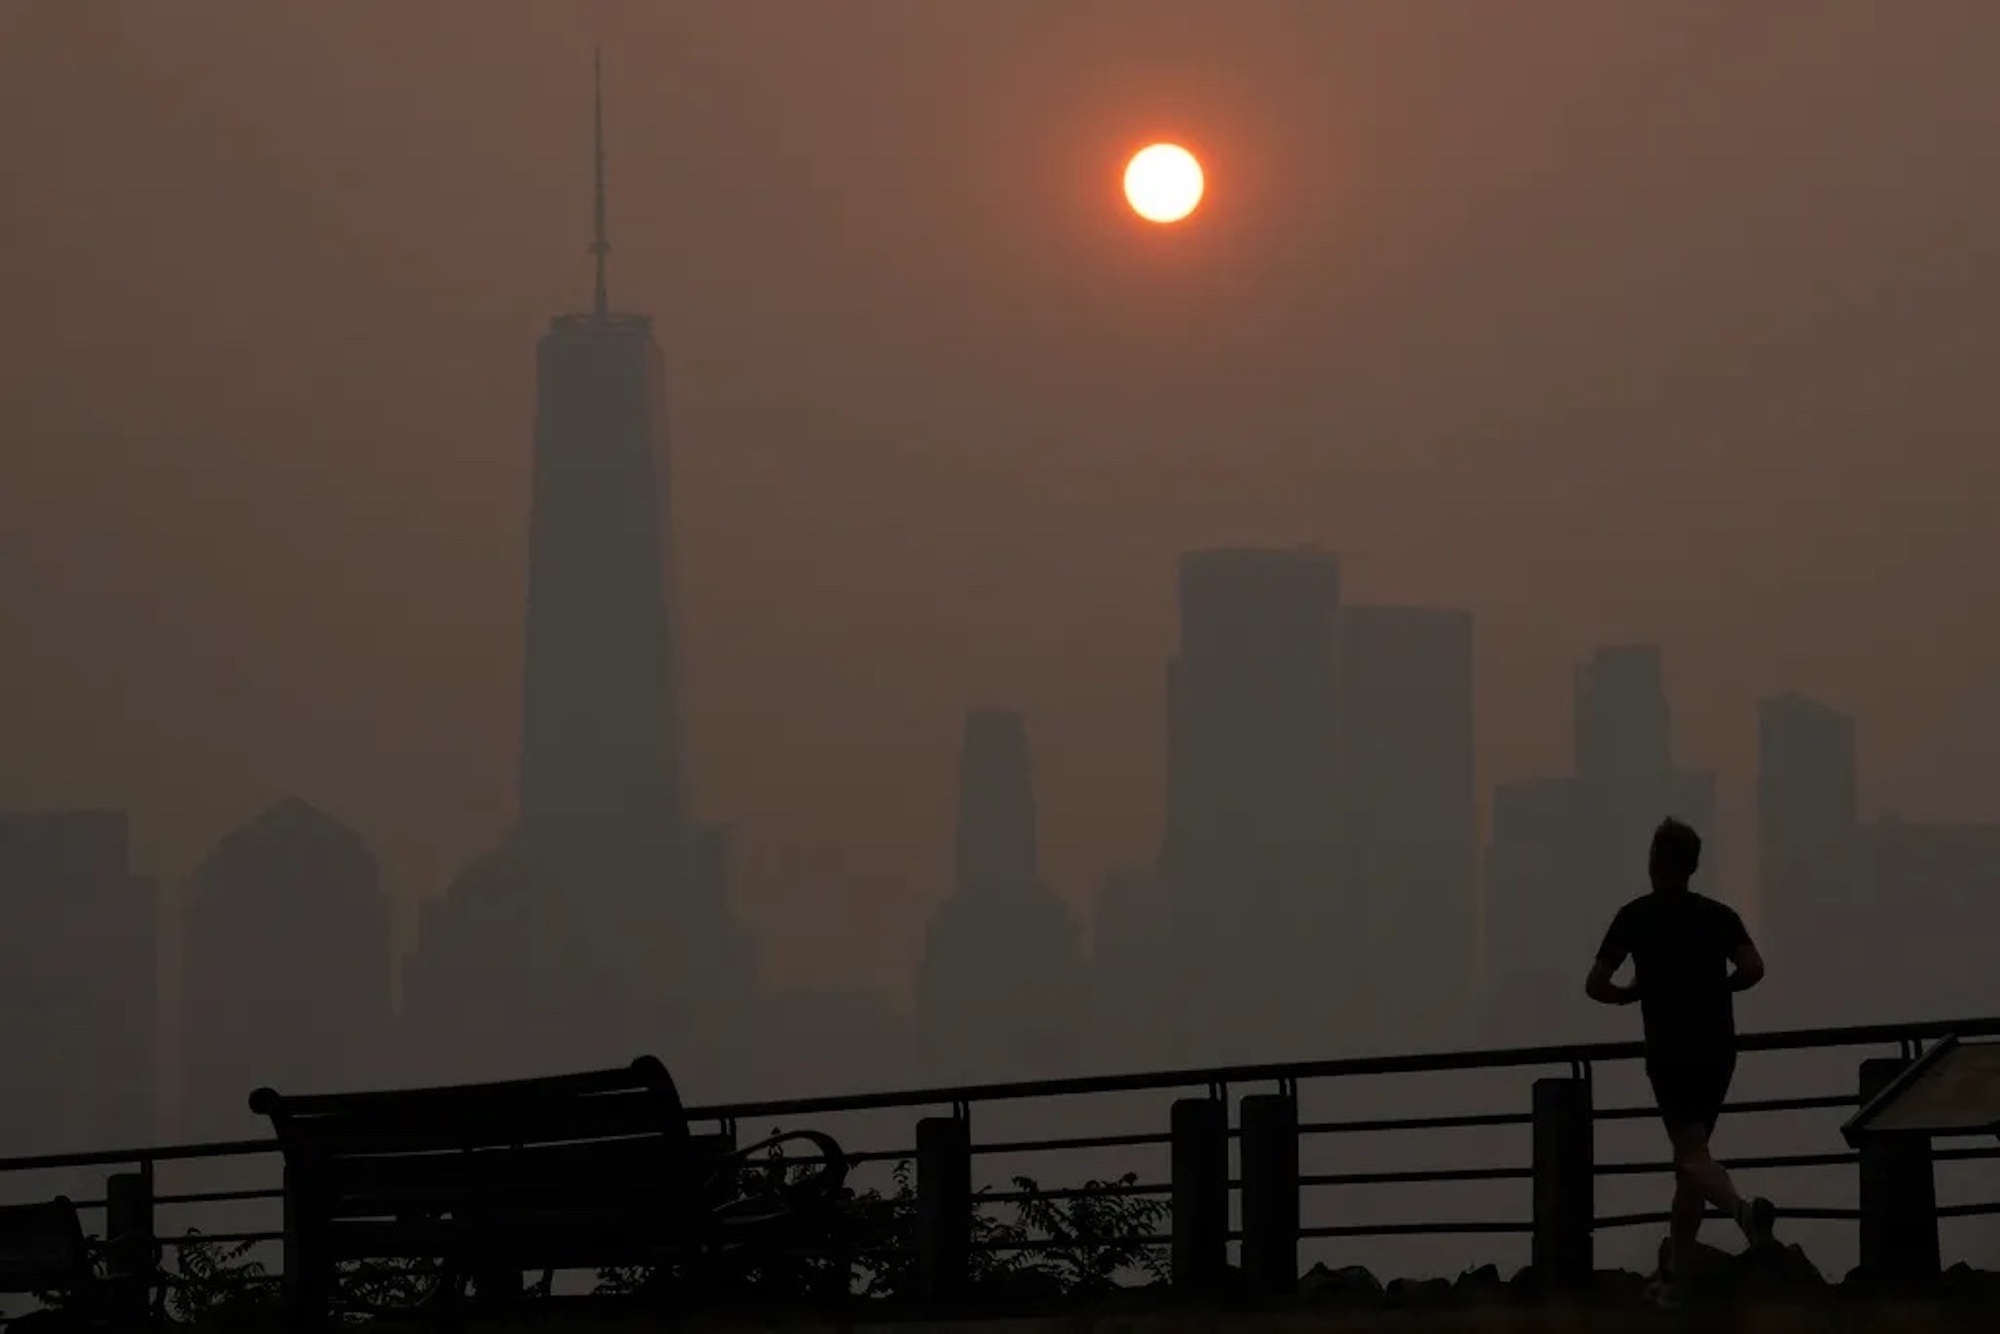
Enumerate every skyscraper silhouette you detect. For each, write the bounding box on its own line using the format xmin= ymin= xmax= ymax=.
xmin=1483 ymin=646 xmax=1715 ymax=1044
xmin=1338 ymin=605 xmax=1476 ymax=1052
xmin=520 ymin=49 xmax=683 ymax=863
xmin=402 ymin=55 xmax=750 ymax=1091
xmin=1163 ymin=546 xmax=1343 ymax=1064
xmin=916 ymin=708 xmax=1084 ymax=1081
xmin=1757 ymin=693 xmax=1860 ymax=1024
xmin=1087 ymin=868 xmax=1179 ymax=1072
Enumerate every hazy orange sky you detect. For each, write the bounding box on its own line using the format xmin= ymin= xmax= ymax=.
xmin=3 ymin=1 xmax=1997 ymax=1000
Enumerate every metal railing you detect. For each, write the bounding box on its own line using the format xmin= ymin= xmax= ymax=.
xmin=2 ymin=1013 xmax=1995 ymax=1302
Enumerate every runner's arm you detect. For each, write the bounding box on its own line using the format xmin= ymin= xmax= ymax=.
xmin=1585 ymin=957 xmax=1639 ymax=1005
xmin=1722 ymin=907 xmax=1764 ymax=992
xmin=1728 ymin=940 xmax=1765 ymax=993
xmin=1586 ymin=908 xmax=1640 ymax=1006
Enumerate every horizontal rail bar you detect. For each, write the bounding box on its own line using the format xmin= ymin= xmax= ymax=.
xmin=983 ymin=1180 xmax=1168 ymax=1204
xmin=0 ymin=1136 xmax=277 ymax=1174
xmin=1596 ymin=1150 xmax=1858 ymax=1177
xmin=1937 ymin=1201 xmax=2000 ymax=1218
xmin=1301 ymin=1220 xmax=1531 ymax=1238
xmin=973 ymin=1131 xmax=1172 ymax=1155
xmin=1299 ymin=1110 xmax=1532 ymax=1135
xmin=681 ymin=1014 xmax=2000 ymax=1121
xmin=1597 ymin=1204 xmax=1863 ymax=1229
xmin=1 ymin=1014 xmax=1988 ymax=1177
xmin=1720 ymin=1094 xmax=1859 ymax=1115
xmin=982 ymin=1234 xmax=1170 ymax=1253
xmin=160 ymin=1230 xmax=280 ymax=1247
xmin=1301 ymin=1165 xmax=1531 ymax=1188
xmin=156 ymin=1187 xmax=284 ymax=1206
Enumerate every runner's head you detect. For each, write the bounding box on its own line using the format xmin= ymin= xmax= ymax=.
xmin=1649 ymin=818 xmax=1702 ymax=892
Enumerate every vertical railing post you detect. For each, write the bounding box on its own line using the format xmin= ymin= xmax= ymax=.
xmin=104 ymin=1164 xmax=155 ymax=1323
xmin=1170 ymin=1096 xmax=1228 ymax=1297
xmin=915 ymin=1114 xmax=972 ymax=1306
xmin=280 ymin=1160 xmax=331 ymax=1326
xmin=1239 ymin=1092 xmax=1299 ymax=1299
xmin=1857 ymin=1057 xmax=1940 ymax=1287
xmin=1531 ymin=1076 xmax=1593 ymax=1288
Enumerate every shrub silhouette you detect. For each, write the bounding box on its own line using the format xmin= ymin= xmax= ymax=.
xmin=164 ymin=1231 xmax=438 ymax=1322
xmin=599 ymin=1129 xmax=1168 ymax=1302
xmin=156 ymin=1132 xmax=1169 ymax=1315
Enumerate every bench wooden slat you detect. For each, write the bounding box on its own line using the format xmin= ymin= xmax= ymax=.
xmin=313 ymin=1133 xmax=738 ymax=1221
xmin=267 ymin=1062 xmax=651 ymax=1116
xmin=261 ymin=1088 xmax=677 ymax=1156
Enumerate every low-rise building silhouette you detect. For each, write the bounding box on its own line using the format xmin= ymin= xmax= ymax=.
xmin=0 ymin=809 xmax=157 ymax=1154
xmin=1859 ymin=814 xmax=2000 ymax=1021
xmin=182 ymin=799 xmax=390 ymax=1137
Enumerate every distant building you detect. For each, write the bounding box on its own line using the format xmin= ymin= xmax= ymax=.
xmin=915 ymin=709 xmax=1085 ymax=1082
xmin=1757 ymin=693 xmax=1862 ymax=1024
xmin=0 ymin=810 xmax=157 ymax=1154
xmin=1858 ymin=816 xmax=2000 ymax=1021
xmin=182 ymin=800 xmax=393 ymax=1136
xmin=752 ymin=987 xmax=914 ymax=1099
xmin=401 ymin=61 xmax=753 ymax=1093
xmin=1483 ymin=647 xmax=1718 ymax=1044
xmin=1087 ymin=869 xmax=1179 ymax=1072
xmin=1574 ymin=645 xmax=1672 ymax=785
xmin=1483 ymin=777 xmax=1602 ymax=1045
xmin=1338 ymin=606 xmax=1477 ymax=1053
xmin=400 ymin=839 xmax=615 ymax=1085
xmin=1163 ymin=547 xmax=1343 ymax=1064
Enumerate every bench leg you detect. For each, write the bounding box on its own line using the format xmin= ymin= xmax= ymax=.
xmin=281 ymin=1170 xmax=332 ymax=1327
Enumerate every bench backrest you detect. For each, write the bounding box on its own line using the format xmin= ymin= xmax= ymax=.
xmin=0 ymin=1198 xmax=92 ymax=1296
xmin=248 ymin=1056 xmax=713 ymax=1228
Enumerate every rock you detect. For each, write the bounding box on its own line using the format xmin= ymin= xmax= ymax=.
xmin=1939 ymin=1261 xmax=2000 ymax=1295
xmin=1665 ymin=1237 xmax=1828 ymax=1303
xmin=1451 ymin=1263 xmax=1508 ymax=1304
xmin=1736 ymin=1241 xmax=1827 ymax=1298
xmin=1299 ymin=1262 xmax=1382 ymax=1307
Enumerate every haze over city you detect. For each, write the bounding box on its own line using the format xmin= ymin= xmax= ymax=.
xmin=3 ymin=9 xmax=1998 ymax=1287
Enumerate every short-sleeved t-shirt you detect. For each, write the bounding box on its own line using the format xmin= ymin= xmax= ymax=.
xmin=1595 ymin=890 xmax=1751 ymax=1058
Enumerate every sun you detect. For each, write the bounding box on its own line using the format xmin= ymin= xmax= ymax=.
xmin=1123 ymin=143 xmax=1204 ymax=224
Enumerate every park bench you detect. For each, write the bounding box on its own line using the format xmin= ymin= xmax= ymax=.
xmin=250 ymin=1055 xmax=850 ymax=1323
xmin=0 ymin=1196 xmax=120 ymax=1331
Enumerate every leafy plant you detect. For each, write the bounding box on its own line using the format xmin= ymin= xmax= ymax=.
xmin=163 ymin=1230 xmax=278 ymax=1323
xmin=595 ymin=1129 xmax=1169 ymax=1305
xmin=164 ymin=1231 xmax=439 ymax=1323
xmin=1010 ymin=1174 xmax=1170 ymax=1296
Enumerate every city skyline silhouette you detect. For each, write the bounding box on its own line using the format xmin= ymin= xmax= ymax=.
xmin=3 ymin=4 xmax=2000 ymax=1295
xmin=0 ymin=2 xmax=1992 ymax=1152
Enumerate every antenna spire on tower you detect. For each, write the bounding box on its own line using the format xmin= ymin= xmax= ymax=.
xmin=590 ymin=47 xmax=610 ymax=316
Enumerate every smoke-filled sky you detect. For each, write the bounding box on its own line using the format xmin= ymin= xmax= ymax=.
xmin=2 ymin=1 xmax=1996 ymax=1000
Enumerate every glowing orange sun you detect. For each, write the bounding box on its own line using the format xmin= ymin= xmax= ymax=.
xmin=1123 ymin=143 xmax=1204 ymax=224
